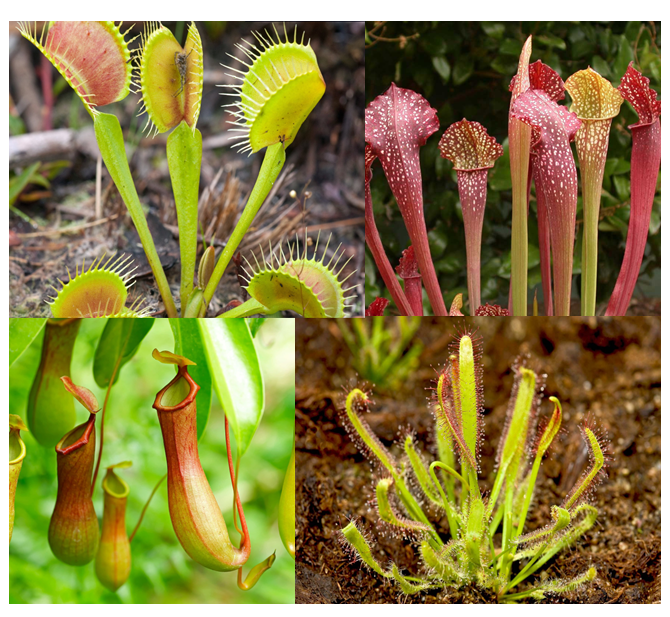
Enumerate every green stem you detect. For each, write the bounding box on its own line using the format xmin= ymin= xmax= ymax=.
xmin=94 ymin=112 xmax=177 ymax=317
xmin=167 ymin=121 xmax=202 ymax=310
xmin=509 ymin=119 xmax=532 ymax=316
xmin=218 ymin=297 xmax=270 ymax=318
xmin=203 ymin=142 xmax=286 ymax=309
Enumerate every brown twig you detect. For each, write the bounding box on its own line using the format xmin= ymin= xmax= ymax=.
xmin=16 ymin=214 xmax=119 ymax=238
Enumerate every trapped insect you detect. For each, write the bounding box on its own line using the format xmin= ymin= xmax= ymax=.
xmin=173 ymin=49 xmax=192 ymax=97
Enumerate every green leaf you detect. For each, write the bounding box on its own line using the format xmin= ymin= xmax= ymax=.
xmin=9 ymin=162 xmax=41 ymax=206
xmin=535 ymin=34 xmax=566 ymax=51
xmin=247 ymin=318 xmax=267 ymax=338
xmin=198 ymin=320 xmax=264 ymax=457
xmin=615 ymin=35 xmax=635 ymax=80
xmin=431 ymin=55 xmax=451 ymax=83
xmin=499 ymin=39 xmax=523 ymax=56
xmin=170 ymin=319 xmax=212 ymax=440
xmin=93 ymin=319 xmax=155 ymax=388
xmin=590 ymin=56 xmax=611 ymax=79
xmin=481 ymin=22 xmax=505 ymax=40
xmin=9 ymin=318 xmax=46 ymax=367
xmin=453 ymin=56 xmax=474 ymax=85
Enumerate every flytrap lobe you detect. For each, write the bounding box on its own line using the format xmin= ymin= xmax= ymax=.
xmin=48 ymin=254 xmax=150 ymax=318
xmin=222 ymin=23 xmax=326 ymax=154
xmin=339 ymin=328 xmax=608 ymax=601
xmin=222 ymin=233 xmax=357 ymax=318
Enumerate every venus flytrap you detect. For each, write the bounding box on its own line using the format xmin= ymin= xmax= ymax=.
xmin=19 ymin=21 xmax=179 ymax=318
xmin=202 ymin=24 xmax=326 ymax=314
xmin=340 ymin=330 xmax=608 ymax=602
xmin=137 ymin=22 xmax=204 ymax=311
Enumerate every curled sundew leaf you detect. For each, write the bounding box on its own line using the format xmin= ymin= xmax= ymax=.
xmin=227 ymin=234 xmax=356 ymax=318
xmin=18 ymin=22 xmax=133 ymax=117
xmin=439 ymin=119 xmax=503 ymax=313
xmin=566 ymin=68 xmax=624 ymax=316
xmin=395 ymin=246 xmax=423 ymax=316
xmin=365 ymin=144 xmax=413 ymax=316
xmin=512 ymin=90 xmax=581 ymax=316
xmin=562 ymin=423 xmax=608 ymax=511
xmin=137 ymin=22 xmax=204 ymax=135
xmin=223 ymin=24 xmax=325 ymax=154
xmin=606 ymin=64 xmax=661 ymax=316
xmin=48 ymin=254 xmax=148 ymax=318
xmin=341 ymin=520 xmax=392 ymax=578
xmin=375 ymin=477 xmax=431 ymax=532
xmin=366 ymin=83 xmax=446 ymax=315
xmin=365 ymin=298 xmax=389 ymax=317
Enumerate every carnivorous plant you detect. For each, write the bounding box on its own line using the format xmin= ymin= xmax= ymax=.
xmin=341 ymin=330 xmax=607 ymax=601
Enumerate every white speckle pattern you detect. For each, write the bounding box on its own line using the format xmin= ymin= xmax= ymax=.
xmin=618 ymin=62 xmax=661 ymax=126
xmin=365 ymin=83 xmax=446 ymax=315
xmin=512 ymin=89 xmax=581 ymax=316
xmin=528 ymin=60 xmax=565 ymax=102
xmin=438 ymin=118 xmax=504 ymax=171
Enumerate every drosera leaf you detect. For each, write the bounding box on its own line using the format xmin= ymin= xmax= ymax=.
xmin=93 ymin=318 xmax=155 ymax=388
xmin=365 ymin=83 xmax=446 ymax=315
xmin=9 ymin=318 xmax=46 ymax=367
xmin=170 ymin=319 xmax=212 ymax=440
xmin=562 ymin=422 xmax=608 ymax=511
xmin=197 ymin=319 xmax=264 ymax=457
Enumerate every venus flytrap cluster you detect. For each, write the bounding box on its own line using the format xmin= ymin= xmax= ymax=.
xmin=340 ymin=330 xmax=608 ymax=602
xmin=20 ymin=21 xmax=352 ymax=318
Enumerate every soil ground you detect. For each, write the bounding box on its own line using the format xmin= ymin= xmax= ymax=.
xmin=9 ymin=22 xmax=364 ymax=317
xmin=295 ymin=317 xmax=661 ymax=603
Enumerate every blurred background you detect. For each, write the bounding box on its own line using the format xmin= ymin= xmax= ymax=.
xmin=9 ymin=22 xmax=364 ymax=317
xmin=9 ymin=318 xmax=295 ymax=603
xmin=365 ymin=21 xmax=661 ymax=315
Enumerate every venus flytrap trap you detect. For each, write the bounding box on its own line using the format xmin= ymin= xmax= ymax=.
xmin=201 ymin=24 xmax=326 ymax=314
xmin=19 ymin=21 xmax=179 ymax=318
xmin=340 ymin=330 xmax=608 ymax=602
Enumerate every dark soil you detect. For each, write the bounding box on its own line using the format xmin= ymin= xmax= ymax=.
xmin=9 ymin=21 xmax=364 ymax=317
xmin=295 ymin=318 xmax=661 ymax=603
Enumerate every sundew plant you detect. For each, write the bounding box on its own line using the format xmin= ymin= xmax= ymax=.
xmin=340 ymin=329 xmax=608 ymax=602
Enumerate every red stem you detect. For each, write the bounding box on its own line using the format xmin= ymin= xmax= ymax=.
xmin=225 ymin=415 xmax=250 ymax=554
xmin=606 ymin=119 xmax=661 ymax=315
xmin=365 ymin=186 xmax=413 ymax=316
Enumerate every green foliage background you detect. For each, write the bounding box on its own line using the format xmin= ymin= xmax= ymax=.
xmin=365 ymin=21 xmax=661 ymax=314
xmin=9 ymin=318 xmax=295 ymax=604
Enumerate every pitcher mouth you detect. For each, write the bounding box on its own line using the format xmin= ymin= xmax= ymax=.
xmin=153 ymin=365 xmax=200 ymax=413
xmin=56 ymin=414 xmax=96 ymax=456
